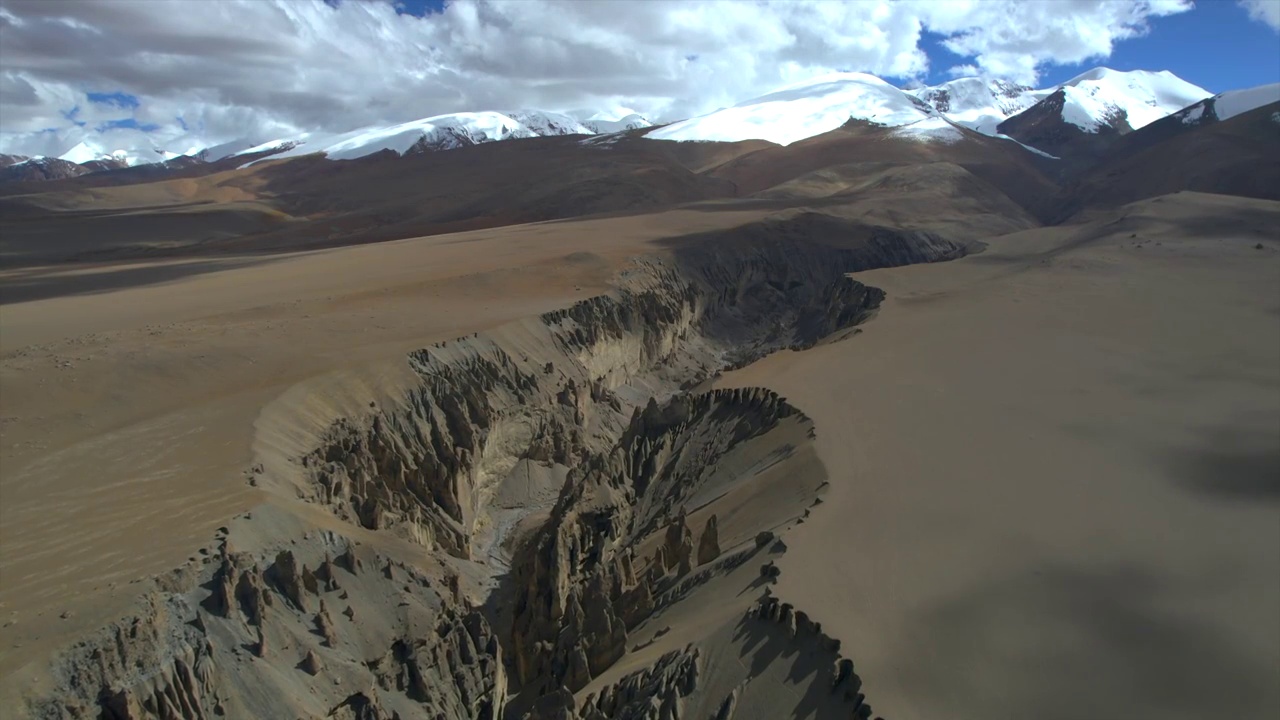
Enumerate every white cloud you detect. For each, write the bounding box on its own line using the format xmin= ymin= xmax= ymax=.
xmin=0 ymin=0 xmax=1198 ymax=159
xmin=917 ymin=0 xmax=1194 ymax=82
xmin=1239 ymin=0 xmax=1280 ymax=30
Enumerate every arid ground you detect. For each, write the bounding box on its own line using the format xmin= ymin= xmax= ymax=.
xmin=1 ymin=113 xmax=1277 ymax=719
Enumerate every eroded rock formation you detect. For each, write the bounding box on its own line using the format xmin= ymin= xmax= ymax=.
xmin=20 ymin=223 xmax=961 ymax=719
xmin=298 ymin=227 xmax=961 ymax=567
xmin=507 ymin=388 xmax=810 ymax=699
xmin=30 ymin=533 xmax=506 ymax=720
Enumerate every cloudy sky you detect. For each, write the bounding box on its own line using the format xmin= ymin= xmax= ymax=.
xmin=1 ymin=0 xmax=1277 ymax=160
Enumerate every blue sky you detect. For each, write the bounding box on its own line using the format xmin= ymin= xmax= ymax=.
xmin=997 ymin=2 xmax=1280 ymax=92
xmin=395 ymin=0 xmax=1278 ymax=93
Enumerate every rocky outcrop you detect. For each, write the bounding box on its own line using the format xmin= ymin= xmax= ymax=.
xmin=697 ymin=514 xmax=721 ymax=566
xmin=577 ymin=646 xmax=701 ymax=720
xmin=745 ymin=595 xmax=883 ymax=720
xmin=302 ymin=343 xmax=559 ymax=557
xmin=26 ymin=532 xmax=506 ymax=720
xmin=662 ymin=509 xmax=695 ymax=575
xmin=507 ymin=388 xmax=810 ymax=698
xmin=366 ymin=612 xmax=506 ymax=720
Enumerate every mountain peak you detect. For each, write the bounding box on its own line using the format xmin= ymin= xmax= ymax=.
xmin=911 ymin=68 xmax=1212 ymax=142
xmin=909 ymin=77 xmax=1043 ymax=135
xmin=56 ymin=141 xmax=158 ymax=167
xmin=648 ymin=72 xmax=938 ymax=146
xmin=1052 ymin=68 xmax=1211 ymax=131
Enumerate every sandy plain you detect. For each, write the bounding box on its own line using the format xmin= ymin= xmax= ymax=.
xmin=721 ymin=192 xmax=1280 ymax=719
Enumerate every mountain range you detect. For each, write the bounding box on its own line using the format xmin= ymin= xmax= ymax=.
xmin=2 ymin=65 xmax=1275 ymax=271
xmin=4 ymin=68 xmax=1276 ymax=187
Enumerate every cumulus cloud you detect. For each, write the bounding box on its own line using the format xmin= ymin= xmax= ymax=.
xmin=920 ymin=0 xmax=1194 ymax=82
xmin=1239 ymin=0 xmax=1280 ymax=30
xmin=0 ymin=0 xmax=1196 ymax=159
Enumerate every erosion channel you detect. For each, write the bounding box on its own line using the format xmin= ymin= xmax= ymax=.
xmin=25 ymin=217 xmax=965 ymax=720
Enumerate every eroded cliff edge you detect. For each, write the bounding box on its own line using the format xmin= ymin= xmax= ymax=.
xmin=16 ymin=216 xmax=963 ymax=719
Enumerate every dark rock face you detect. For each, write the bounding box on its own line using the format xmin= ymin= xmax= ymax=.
xmin=697 ymin=514 xmax=721 ymax=566
xmin=507 ymin=388 xmax=809 ymax=697
xmin=0 ymin=153 xmax=30 ymax=168
xmin=997 ymin=88 xmax=1132 ymax=168
xmin=81 ymin=157 xmax=132 ymax=173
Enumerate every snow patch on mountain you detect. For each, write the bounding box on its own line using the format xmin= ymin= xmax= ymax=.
xmin=229 ymin=138 xmax=301 ymax=158
xmin=889 ymin=116 xmax=966 ymax=144
xmin=994 ymin=134 xmax=1059 ymax=159
xmin=583 ymin=111 xmax=652 ymax=134
xmin=1213 ymin=83 xmax=1280 ymax=121
xmin=199 ymin=139 xmax=268 ymax=162
xmin=647 ymin=72 xmax=938 ymax=146
xmin=159 ymin=146 xmax=202 ymax=161
xmin=1167 ymin=82 xmax=1279 ymax=129
xmin=1180 ymin=105 xmax=1206 ymax=125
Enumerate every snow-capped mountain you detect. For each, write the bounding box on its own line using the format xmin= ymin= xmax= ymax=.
xmin=909 ymin=78 xmax=1046 ymax=135
xmin=256 ymin=109 xmax=605 ymax=163
xmin=2 ymin=68 xmax=1233 ymax=184
xmin=0 ymin=151 xmax=211 ymax=184
xmin=913 ymin=68 xmax=1211 ymax=139
xmin=0 ymin=155 xmax=95 ymax=183
xmin=1046 ymin=68 xmax=1212 ymax=132
xmin=583 ymin=112 xmax=652 ymax=134
xmin=1172 ymin=82 xmax=1280 ymax=126
xmin=0 ymin=138 xmax=282 ymax=184
xmin=645 ymin=72 xmax=949 ymax=146
xmin=509 ymin=110 xmax=595 ymax=137
xmin=990 ymin=68 xmax=1214 ymax=162
xmin=1 ymin=106 xmax=643 ymax=183
xmin=1084 ymin=80 xmax=1280 ymax=171
xmin=57 ymin=141 xmax=158 ymax=167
